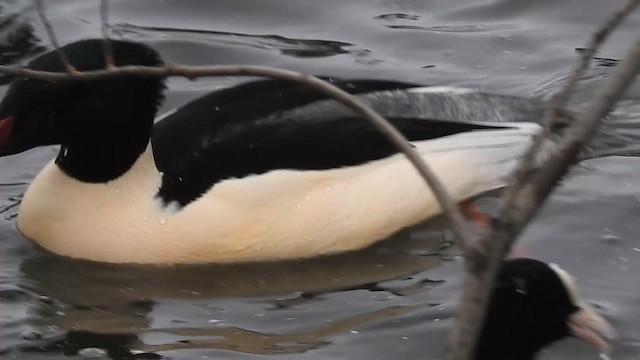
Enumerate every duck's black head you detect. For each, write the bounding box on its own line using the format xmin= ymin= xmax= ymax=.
xmin=476 ymin=258 xmax=615 ymax=360
xmin=0 ymin=39 xmax=165 ymax=182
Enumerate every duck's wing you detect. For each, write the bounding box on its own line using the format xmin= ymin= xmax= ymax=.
xmin=151 ymin=80 xmax=538 ymax=207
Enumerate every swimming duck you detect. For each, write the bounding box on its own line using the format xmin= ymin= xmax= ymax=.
xmin=0 ymin=39 xmax=564 ymax=264
xmin=476 ymin=258 xmax=615 ymax=360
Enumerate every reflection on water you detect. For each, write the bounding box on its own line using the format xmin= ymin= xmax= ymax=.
xmin=18 ymin=305 xmax=427 ymax=358
xmin=3 ymin=232 xmax=445 ymax=357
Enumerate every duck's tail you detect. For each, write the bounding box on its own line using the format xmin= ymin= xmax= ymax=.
xmin=369 ymin=87 xmax=639 ymax=161
xmin=415 ymin=122 xmax=542 ymax=194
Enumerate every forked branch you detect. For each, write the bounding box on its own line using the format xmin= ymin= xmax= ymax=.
xmin=34 ymin=0 xmax=77 ymax=73
xmin=445 ymin=0 xmax=640 ymax=357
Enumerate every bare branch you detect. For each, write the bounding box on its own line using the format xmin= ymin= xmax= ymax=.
xmin=100 ymin=0 xmax=115 ymax=68
xmin=445 ymin=0 xmax=640 ymax=357
xmin=446 ymin=36 xmax=640 ymax=360
xmin=491 ymin=0 xmax=640 ymax=261
xmin=0 ymin=63 xmax=475 ymax=247
xmin=543 ymin=0 xmax=640 ymax=132
xmin=34 ymin=0 xmax=77 ymax=73
xmin=496 ymin=37 xmax=640 ymax=250
xmin=506 ymin=0 xmax=640 ymax=216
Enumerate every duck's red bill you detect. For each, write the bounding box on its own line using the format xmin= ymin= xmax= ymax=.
xmin=0 ymin=116 xmax=14 ymax=145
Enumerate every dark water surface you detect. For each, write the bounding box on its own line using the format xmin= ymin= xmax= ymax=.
xmin=1 ymin=0 xmax=639 ymax=359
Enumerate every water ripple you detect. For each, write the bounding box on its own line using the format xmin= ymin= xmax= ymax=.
xmin=115 ymin=23 xmax=355 ymax=59
xmin=384 ymin=23 xmax=518 ymax=33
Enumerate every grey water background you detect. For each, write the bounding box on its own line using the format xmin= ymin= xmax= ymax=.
xmin=0 ymin=0 xmax=639 ymax=359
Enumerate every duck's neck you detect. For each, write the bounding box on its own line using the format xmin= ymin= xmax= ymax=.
xmin=55 ymin=114 xmax=153 ymax=183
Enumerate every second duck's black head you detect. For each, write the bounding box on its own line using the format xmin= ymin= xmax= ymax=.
xmin=0 ymin=39 xmax=165 ymax=182
xmin=476 ymin=258 xmax=615 ymax=360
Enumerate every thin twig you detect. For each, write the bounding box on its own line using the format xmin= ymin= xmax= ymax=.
xmin=0 ymin=63 xmax=475 ymax=248
xmin=100 ymin=0 xmax=115 ymax=68
xmin=34 ymin=0 xmax=77 ymax=73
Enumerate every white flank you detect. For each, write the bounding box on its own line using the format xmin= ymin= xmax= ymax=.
xmin=17 ymin=123 xmax=539 ymax=264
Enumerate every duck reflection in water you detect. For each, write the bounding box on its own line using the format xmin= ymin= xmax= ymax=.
xmin=13 ymin=232 xmax=443 ymax=358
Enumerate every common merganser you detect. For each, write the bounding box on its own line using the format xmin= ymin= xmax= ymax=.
xmin=0 ymin=39 xmax=586 ymax=264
